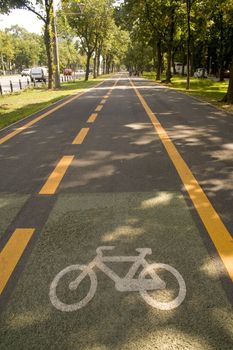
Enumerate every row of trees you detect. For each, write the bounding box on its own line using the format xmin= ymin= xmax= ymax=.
xmin=0 ymin=25 xmax=46 ymax=72
xmin=0 ymin=0 xmax=129 ymax=87
xmin=58 ymin=0 xmax=129 ymax=81
xmin=0 ymin=24 xmax=84 ymax=73
xmin=116 ymin=0 xmax=233 ymax=102
xmin=1 ymin=0 xmax=233 ymax=102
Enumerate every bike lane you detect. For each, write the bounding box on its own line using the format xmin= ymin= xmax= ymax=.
xmin=0 ymin=75 xmax=232 ymax=350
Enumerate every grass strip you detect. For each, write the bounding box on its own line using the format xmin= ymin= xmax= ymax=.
xmin=143 ymin=72 xmax=233 ymax=114
xmin=0 ymin=76 xmax=110 ymax=130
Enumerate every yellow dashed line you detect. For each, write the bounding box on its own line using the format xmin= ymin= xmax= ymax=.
xmin=131 ymin=79 xmax=233 ymax=282
xmin=39 ymin=155 xmax=74 ymax=195
xmin=100 ymin=99 xmax=106 ymax=104
xmin=87 ymin=113 xmax=98 ymax=123
xmin=72 ymin=128 xmax=90 ymax=144
xmin=0 ymin=80 xmax=106 ymax=145
xmin=0 ymin=228 xmax=35 ymax=295
xmin=95 ymin=105 xmax=103 ymax=112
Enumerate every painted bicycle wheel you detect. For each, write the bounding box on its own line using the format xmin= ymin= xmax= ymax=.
xmin=139 ymin=263 xmax=186 ymax=310
xmin=49 ymin=265 xmax=97 ymax=312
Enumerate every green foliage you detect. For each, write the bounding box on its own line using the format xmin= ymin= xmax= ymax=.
xmin=0 ymin=26 xmax=46 ymax=71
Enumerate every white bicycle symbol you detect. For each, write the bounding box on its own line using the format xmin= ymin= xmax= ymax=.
xmin=49 ymin=246 xmax=186 ymax=312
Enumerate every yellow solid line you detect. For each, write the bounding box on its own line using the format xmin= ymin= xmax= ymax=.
xmin=95 ymin=105 xmax=103 ymax=112
xmin=87 ymin=113 xmax=98 ymax=123
xmin=0 ymin=228 xmax=35 ymax=295
xmin=0 ymin=79 xmax=106 ymax=145
xmin=131 ymin=80 xmax=233 ymax=281
xmin=39 ymin=155 xmax=74 ymax=195
xmin=72 ymin=128 xmax=90 ymax=144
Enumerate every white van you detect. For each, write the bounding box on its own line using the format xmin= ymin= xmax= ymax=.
xmin=30 ymin=67 xmax=48 ymax=82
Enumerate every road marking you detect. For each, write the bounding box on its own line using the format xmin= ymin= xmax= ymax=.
xmin=72 ymin=128 xmax=89 ymax=144
xmin=103 ymin=95 xmax=109 ymax=99
xmin=0 ymin=79 xmax=108 ymax=145
xmin=39 ymin=155 xmax=74 ymax=195
xmin=87 ymin=113 xmax=98 ymax=123
xmin=95 ymin=105 xmax=103 ymax=112
xmin=0 ymin=228 xmax=35 ymax=295
xmin=49 ymin=246 xmax=186 ymax=312
xmin=100 ymin=99 xmax=106 ymax=104
xmin=131 ymin=79 xmax=233 ymax=282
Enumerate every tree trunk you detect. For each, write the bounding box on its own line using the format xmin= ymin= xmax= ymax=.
xmin=102 ymin=56 xmax=106 ymax=74
xmin=97 ymin=46 xmax=101 ymax=76
xmin=172 ymin=52 xmax=176 ymax=74
xmin=156 ymin=40 xmax=162 ymax=80
xmin=182 ymin=47 xmax=186 ymax=75
xmin=44 ymin=22 xmax=53 ymax=89
xmin=85 ymin=52 xmax=91 ymax=81
xmin=166 ymin=4 xmax=175 ymax=83
xmin=106 ymin=55 xmax=110 ymax=74
xmin=222 ymin=55 xmax=233 ymax=103
xmin=52 ymin=5 xmax=60 ymax=88
xmin=219 ymin=12 xmax=225 ymax=82
xmin=93 ymin=52 xmax=97 ymax=79
xmin=186 ymin=0 xmax=191 ymax=90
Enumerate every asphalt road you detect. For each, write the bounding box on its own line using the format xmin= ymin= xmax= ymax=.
xmin=0 ymin=74 xmax=232 ymax=349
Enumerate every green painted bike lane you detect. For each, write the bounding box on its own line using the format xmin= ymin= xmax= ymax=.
xmin=0 ymin=192 xmax=232 ymax=350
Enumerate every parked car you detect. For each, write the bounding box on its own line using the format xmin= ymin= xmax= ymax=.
xmin=21 ymin=68 xmax=31 ymax=77
xmin=30 ymin=67 xmax=48 ymax=82
xmin=194 ymin=68 xmax=208 ymax=78
xmin=63 ymin=68 xmax=73 ymax=76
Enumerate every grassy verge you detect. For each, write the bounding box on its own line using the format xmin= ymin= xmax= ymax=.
xmin=143 ymin=72 xmax=233 ymax=114
xmin=0 ymin=75 xmax=110 ymax=130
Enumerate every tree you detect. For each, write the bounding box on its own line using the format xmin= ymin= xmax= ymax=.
xmin=0 ymin=30 xmax=14 ymax=72
xmin=221 ymin=0 xmax=233 ymax=103
xmin=5 ymin=25 xmax=46 ymax=70
xmin=62 ymin=0 xmax=116 ymax=81
xmin=1 ymin=0 xmax=55 ymax=89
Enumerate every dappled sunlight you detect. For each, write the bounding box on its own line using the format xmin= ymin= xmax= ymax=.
xmin=125 ymin=123 xmax=151 ymax=130
xmin=130 ymin=134 xmax=156 ymax=145
xmin=210 ymin=143 xmax=233 ymax=162
xmin=199 ymin=257 xmax=221 ymax=279
xmin=102 ymin=225 xmax=145 ymax=242
xmin=6 ymin=308 xmax=51 ymax=330
xmin=159 ymin=112 xmax=179 ymax=116
xmin=111 ymin=153 xmax=148 ymax=161
xmin=167 ymin=124 xmax=219 ymax=146
xmin=131 ymin=328 xmax=214 ymax=350
xmin=64 ymin=164 xmax=115 ymax=187
xmin=140 ymin=192 xmax=173 ymax=209
xmin=0 ymin=198 xmax=9 ymax=209
xmin=201 ymin=176 xmax=233 ymax=192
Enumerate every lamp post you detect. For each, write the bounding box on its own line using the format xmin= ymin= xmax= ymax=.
xmin=52 ymin=2 xmax=60 ymax=88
